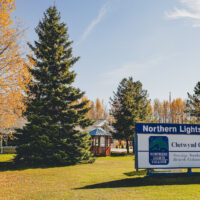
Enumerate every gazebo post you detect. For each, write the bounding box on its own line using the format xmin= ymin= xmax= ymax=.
xmin=104 ymin=135 xmax=106 ymax=155
xmin=94 ymin=136 xmax=96 ymax=155
xmin=105 ymin=135 xmax=108 ymax=156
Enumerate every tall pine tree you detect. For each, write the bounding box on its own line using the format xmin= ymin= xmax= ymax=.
xmin=186 ymin=82 xmax=200 ymax=123
xmin=110 ymin=77 xmax=150 ymax=153
xmin=15 ymin=6 xmax=94 ymax=166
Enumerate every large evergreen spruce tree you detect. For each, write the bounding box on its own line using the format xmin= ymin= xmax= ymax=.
xmin=15 ymin=6 xmax=94 ymax=166
xmin=110 ymin=77 xmax=150 ymax=153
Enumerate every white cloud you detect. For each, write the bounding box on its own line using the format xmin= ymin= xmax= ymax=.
xmin=165 ymin=0 xmax=200 ymax=27
xmin=102 ymin=56 xmax=165 ymax=86
xmin=77 ymin=2 xmax=110 ymax=45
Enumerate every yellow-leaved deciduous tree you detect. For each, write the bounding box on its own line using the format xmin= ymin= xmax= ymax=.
xmin=95 ymin=98 xmax=104 ymax=119
xmin=153 ymin=99 xmax=162 ymax=122
xmin=94 ymin=98 xmax=108 ymax=120
xmin=161 ymin=100 xmax=170 ymax=123
xmin=81 ymin=96 xmax=90 ymax=108
xmin=152 ymin=98 xmax=187 ymax=123
xmin=87 ymin=100 xmax=95 ymax=119
xmin=171 ymin=98 xmax=186 ymax=123
xmin=0 ymin=0 xmax=31 ymax=129
xmin=0 ymin=0 xmax=15 ymax=28
xmin=145 ymin=102 xmax=156 ymax=122
xmin=81 ymin=97 xmax=108 ymax=120
xmin=153 ymin=100 xmax=171 ymax=123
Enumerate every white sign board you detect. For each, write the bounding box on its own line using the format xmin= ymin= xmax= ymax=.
xmin=137 ymin=134 xmax=200 ymax=168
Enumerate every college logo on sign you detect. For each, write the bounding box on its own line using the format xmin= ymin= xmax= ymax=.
xmin=149 ymin=136 xmax=169 ymax=165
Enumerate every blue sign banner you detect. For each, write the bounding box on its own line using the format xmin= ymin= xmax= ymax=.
xmin=136 ymin=123 xmax=200 ymax=134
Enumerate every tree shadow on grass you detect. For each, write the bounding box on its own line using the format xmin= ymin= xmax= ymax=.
xmin=124 ymin=170 xmax=147 ymax=176
xmin=0 ymin=162 xmax=49 ymax=171
xmin=0 ymin=161 xmax=76 ymax=171
xmin=75 ymin=173 xmax=200 ymax=189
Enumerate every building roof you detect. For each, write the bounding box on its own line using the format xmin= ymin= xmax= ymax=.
xmin=85 ymin=119 xmax=114 ymax=132
xmin=75 ymin=119 xmax=114 ymax=133
xmin=89 ymin=128 xmax=112 ymax=136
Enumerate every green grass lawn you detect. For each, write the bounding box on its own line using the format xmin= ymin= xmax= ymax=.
xmin=0 ymin=154 xmax=15 ymax=162
xmin=1 ymin=155 xmax=200 ymax=200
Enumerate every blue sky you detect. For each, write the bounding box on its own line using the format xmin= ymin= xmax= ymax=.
xmin=14 ymin=0 xmax=200 ymax=106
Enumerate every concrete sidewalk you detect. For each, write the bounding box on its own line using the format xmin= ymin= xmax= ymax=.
xmin=111 ymin=148 xmax=133 ymax=152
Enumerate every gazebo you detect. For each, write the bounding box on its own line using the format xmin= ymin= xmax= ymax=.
xmin=89 ymin=128 xmax=112 ymax=156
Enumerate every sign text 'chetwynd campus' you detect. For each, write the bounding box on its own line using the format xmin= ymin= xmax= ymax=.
xmin=135 ymin=123 xmax=200 ymax=172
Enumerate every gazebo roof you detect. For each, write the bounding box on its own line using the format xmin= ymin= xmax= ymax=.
xmin=89 ymin=128 xmax=112 ymax=136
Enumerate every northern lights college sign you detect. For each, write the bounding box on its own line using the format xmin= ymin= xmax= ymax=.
xmin=135 ymin=123 xmax=200 ymax=170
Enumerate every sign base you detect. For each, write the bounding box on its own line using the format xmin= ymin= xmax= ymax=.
xmin=147 ymin=168 xmax=200 ymax=176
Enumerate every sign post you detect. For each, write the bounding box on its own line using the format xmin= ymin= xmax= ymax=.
xmin=135 ymin=123 xmax=200 ymax=175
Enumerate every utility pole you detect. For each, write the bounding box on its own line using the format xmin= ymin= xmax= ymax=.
xmin=169 ymin=92 xmax=172 ymax=123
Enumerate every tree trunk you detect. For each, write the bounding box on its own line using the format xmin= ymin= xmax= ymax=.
xmin=126 ymin=139 xmax=129 ymax=154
